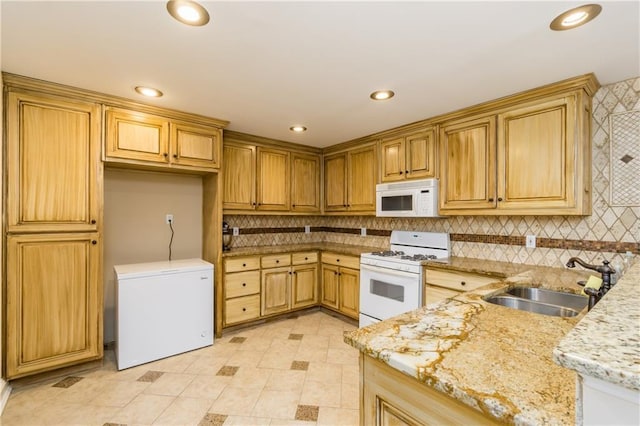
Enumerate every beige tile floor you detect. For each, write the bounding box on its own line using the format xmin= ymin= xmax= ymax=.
xmin=0 ymin=310 xmax=360 ymax=426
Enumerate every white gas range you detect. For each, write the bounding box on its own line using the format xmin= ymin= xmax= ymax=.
xmin=359 ymin=230 xmax=450 ymax=327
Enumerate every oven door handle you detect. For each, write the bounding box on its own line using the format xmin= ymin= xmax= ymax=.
xmin=360 ymin=264 xmax=419 ymax=279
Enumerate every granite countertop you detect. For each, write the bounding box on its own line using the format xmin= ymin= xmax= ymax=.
xmin=554 ymin=260 xmax=640 ymax=391
xmin=345 ymin=260 xmax=592 ymax=425
xmin=221 ymin=242 xmax=377 ymax=258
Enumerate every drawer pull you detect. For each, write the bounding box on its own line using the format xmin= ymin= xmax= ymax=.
xmin=242 ymin=263 xmax=246 ymax=267
xmin=461 ymin=281 xmax=466 ymax=286
xmin=336 ymin=259 xmax=340 ymax=262
xmin=91 ymin=219 xmax=96 ymax=224
xmin=242 ymin=308 xmax=246 ymax=312
xmin=91 ymin=240 xmax=97 ymax=245
xmin=305 ymin=257 xmax=308 ymax=260
xmin=242 ymin=283 xmax=246 ymax=287
xmin=276 ymin=260 xmax=279 ymax=263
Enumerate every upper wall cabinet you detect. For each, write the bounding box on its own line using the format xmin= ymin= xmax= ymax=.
xmin=105 ymin=107 xmax=222 ymax=172
xmin=324 ymin=143 xmax=377 ymax=213
xmin=5 ymin=90 xmax=102 ymax=233
xmin=222 ymin=134 xmax=320 ymax=214
xmin=380 ymin=128 xmax=436 ymax=182
xmin=439 ymin=89 xmax=592 ymax=215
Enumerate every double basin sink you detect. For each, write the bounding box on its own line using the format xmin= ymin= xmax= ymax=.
xmin=485 ymin=287 xmax=588 ymax=317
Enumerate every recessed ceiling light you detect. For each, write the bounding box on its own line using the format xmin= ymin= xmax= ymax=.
xmin=370 ymin=90 xmax=395 ymax=101
xmin=550 ymin=4 xmax=602 ymax=31
xmin=167 ymin=0 xmax=210 ymax=27
xmin=289 ymin=125 xmax=307 ymax=133
xmin=135 ymin=86 xmax=163 ymax=98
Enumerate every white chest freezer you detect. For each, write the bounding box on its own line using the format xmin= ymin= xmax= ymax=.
xmin=115 ymin=258 xmax=214 ymax=370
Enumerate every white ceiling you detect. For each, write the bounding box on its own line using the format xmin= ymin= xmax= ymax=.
xmin=2 ymin=1 xmax=639 ymax=148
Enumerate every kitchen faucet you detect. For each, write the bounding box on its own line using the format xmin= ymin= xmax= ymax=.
xmin=566 ymin=257 xmax=616 ymax=309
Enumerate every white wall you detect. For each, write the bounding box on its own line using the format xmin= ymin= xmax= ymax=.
xmin=103 ymin=168 xmax=203 ymax=343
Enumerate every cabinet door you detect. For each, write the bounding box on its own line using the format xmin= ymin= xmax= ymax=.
xmin=291 ymin=153 xmax=321 ymax=212
xmin=105 ymin=107 xmax=170 ymax=164
xmin=339 ymin=267 xmax=360 ymax=319
xmin=170 ymin=122 xmax=221 ymax=170
xmin=6 ymin=91 xmax=102 ymax=233
xmin=257 ymin=148 xmax=290 ymax=211
xmin=497 ymin=95 xmax=578 ymax=211
xmin=292 ymin=264 xmax=318 ymax=309
xmin=380 ymin=137 xmax=406 ymax=182
xmin=405 ymin=129 xmax=436 ymax=179
xmin=439 ymin=116 xmax=496 ymax=211
xmin=6 ymin=233 xmax=102 ymax=379
xmin=261 ymin=267 xmax=291 ymax=316
xmin=348 ymin=145 xmax=377 ymax=211
xmin=223 ymin=143 xmax=256 ymax=210
xmin=321 ymin=264 xmax=340 ymax=309
xmin=324 ymin=153 xmax=348 ymax=211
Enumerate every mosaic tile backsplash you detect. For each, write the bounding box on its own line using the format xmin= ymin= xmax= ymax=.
xmin=225 ymin=77 xmax=640 ymax=269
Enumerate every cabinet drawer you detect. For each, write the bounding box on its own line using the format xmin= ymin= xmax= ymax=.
xmin=424 ymin=284 xmax=461 ymax=306
xmin=425 ymin=269 xmax=498 ymax=292
xmin=225 ymin=294 xmax=260 ymax=325
xmin=261 ymin=254 xmax=291 ymax=268
xmin=292 ymin=252 xmax=318 ymax=265
xmin=225 ymin=271 xmax=260 ymax=298
xmin=321 ymin=252 xmax=360 ymax=269
xmin=225 ymin=256 xmax=260 ymax=273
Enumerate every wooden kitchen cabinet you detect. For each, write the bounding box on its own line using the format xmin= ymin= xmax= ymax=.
xmin=362 ymin=354 xmax=499 ymax=425
xmin=6 ymin=233 xmax=102 ymax=379
xmin=321 ymin=252 xmax=360 ymax=319
xmin=105 ymin=106 xmax=222 ymax=172
xmin=4 ymin=83 xmax=104 ymax=379
xmin=324 ymin=143 xmax=377 ymax=213
xmin=223 ymin=131 xmax=321 ymax=214
xmin=291 ymin=152 xmax=321 ymax=213
xmin=222 ymin=142 xmax=256 ymax=210
xmin=423 ymin=268 xmax=499 ymax=306
xmin=223 ymin=256 xmax=261 ymax=326
xmin=380 ymin=128 xmax=436 ymax=182
xmin=256 ymin=147 xmax=290 ymax=211
xmin=439 ymin=87 xmax=593 ymax=215
xmin=5 ymin=90 xmax=102 ymax=234
xmin=292 ymin=252 xmax=319 ymax=309
xmin=261 ymin=266 xmax=292 ymax=316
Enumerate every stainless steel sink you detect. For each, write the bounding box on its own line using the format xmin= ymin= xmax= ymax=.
xmin=505 ymin=287 xmax=588 ymax=312
xmin=484 ymin=287 xmax=588 ymax=318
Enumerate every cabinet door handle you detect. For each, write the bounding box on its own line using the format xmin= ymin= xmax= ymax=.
xmin=91 ymin=240 xmax=97 ymax=245
xmin=163 ymin=153 xmax=168 ymax=158
xmin=334 ymin=271 xmax=338 ymax=275
xmin=338 ymin=273 xmax=342 ymax=276
xmin=252 ymin=202 xmax=256 ymax=206
xmin=173 ymin=154 xmax=178 ymax=158
xmin=405 ymin=170 xmax=409 ymax=174
xmin=399 ymin=170 xmax=403 ymax=174
xmin=91 ymin=219 xmax=96 ymax=224
xmin=292 ymin=204 xmax=296 ymax=208
xmin=488 ymin=197 xmax=494 ymax=202
xmin=289 ymin=271 xmax=293 ymax=275
xmin=497 ymin=197 xmax=503 ymax=202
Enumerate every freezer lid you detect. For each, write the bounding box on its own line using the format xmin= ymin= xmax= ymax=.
xmin=114 ymin=258 xmax=213 ymax=280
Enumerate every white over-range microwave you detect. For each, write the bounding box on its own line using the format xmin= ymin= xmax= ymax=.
xmin=376 ymin=178 xmax=440 ymax=217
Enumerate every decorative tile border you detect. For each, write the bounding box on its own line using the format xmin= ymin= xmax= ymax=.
xmin=229 ymin=226 xmax=638 ymax=254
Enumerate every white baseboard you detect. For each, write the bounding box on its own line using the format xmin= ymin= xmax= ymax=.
xmin=0 ymin=379 xmax=12 ymax=415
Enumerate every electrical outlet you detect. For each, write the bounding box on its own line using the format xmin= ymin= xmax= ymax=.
xmin=165 ymin=214 xmax=173 ymax=224
xmin=526 ymin=235 xmax=536 ymax=248
xmin=232 ymin=227 xmax=239 ymax=236
xmin=305 ymin=225 xmax=311 ymax=234
xmin=361 ymin=227 xmax=367 ymax=236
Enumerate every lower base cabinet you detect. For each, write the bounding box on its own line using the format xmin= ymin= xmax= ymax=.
xmin=424 ymin=268 xmax=499 ymax=306
xmin=5 ymin=233 xmax=102 ymax=379
xmin=320 ymin=252 xmax=360 ymax=320
xmin=361 ymin=354 xmax=499 ymax=425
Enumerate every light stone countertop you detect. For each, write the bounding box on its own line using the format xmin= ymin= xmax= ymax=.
xmin=344 ymin=259 xmax=593 ymax=425
xmin=553 ymin=260 xmax=640 ymax=391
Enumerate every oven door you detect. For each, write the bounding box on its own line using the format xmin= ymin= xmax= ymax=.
xmin=359 ymin=264 xmax=422 ymax=325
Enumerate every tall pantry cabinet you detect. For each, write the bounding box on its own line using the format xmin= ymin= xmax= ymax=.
xmin=3 ymin=81 xmax=103 ymax=379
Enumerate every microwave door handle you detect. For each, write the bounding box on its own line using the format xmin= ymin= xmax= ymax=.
xmin=361 ymin=264 xmax=418 ymax=279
